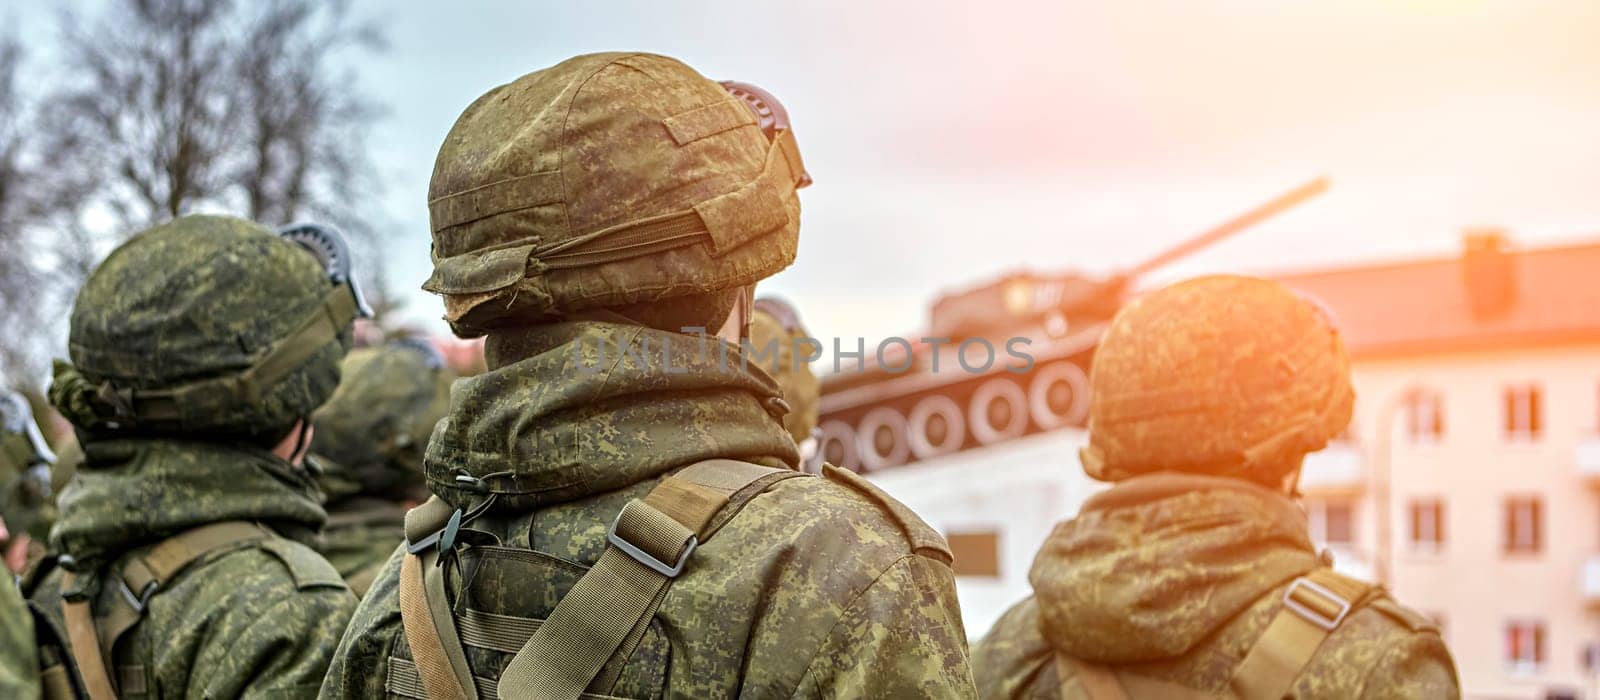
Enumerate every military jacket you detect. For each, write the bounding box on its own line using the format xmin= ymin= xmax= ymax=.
xmin=316 ymin=496 xmax=407 ymax=597
xmin=1 ymin=572 xmax=39 ymax=699
xmin=972 ymin=472 xmax=1459 ymax=699
xmin=28 ymin=439 xmax=357 ymax=699
xmin=320 ymin=321 xmax=976 ymax=698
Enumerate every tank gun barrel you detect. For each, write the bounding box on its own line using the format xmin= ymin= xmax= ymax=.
xmin=1123 ymin=176 xmax=1329 ymax=278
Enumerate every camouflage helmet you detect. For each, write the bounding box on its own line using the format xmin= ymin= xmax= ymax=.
xmin=750 ymin=296 xmax=819 ymax=444
xmin=311 ymin=339 xmax=455 ymax=500
xmin=0 ymin=390 xmax=56 ymax=540
xmin=1080 ymin=275 xmax=1353 ymax=485
xmin=424 ymin=52 xmax=809 ymax=337
xmin=49 ymin=215 xmax=365 ymax=441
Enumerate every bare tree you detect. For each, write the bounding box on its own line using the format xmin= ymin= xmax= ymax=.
xmin=0 ymin=0 xmax=393 ymax=389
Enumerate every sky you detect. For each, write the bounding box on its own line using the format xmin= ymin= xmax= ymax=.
xmin=10 ymin=0 xmax=1600 ymax=348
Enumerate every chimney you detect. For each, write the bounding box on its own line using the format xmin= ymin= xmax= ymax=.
xmin=1460 ymin=228 xmax=1517 ymax=319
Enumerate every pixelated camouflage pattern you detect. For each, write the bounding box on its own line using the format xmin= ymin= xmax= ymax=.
xmin=972 ymin=472 xmax=1459 ymax=699
xmin=314 ymin=490 xmax=406 ymax=595
xmin=424 ymin=52 xmax=800 ymax=335
xmin=0 ymin=555 xmax=38 ymax=699
xmin=50 ymin=214 xmax=351 ymax=438
xmin=29 ymin=438 xmax=356 ymax=698
xmin=321 ymin=320 xmax=976 ymax=698
xmin=749 ymin=305 xmax=819 ymax=445
xmin=312 ymin=345 xmax=455 ymax=504
xmin=1080 ymin=275 xmax=1354 ymax=485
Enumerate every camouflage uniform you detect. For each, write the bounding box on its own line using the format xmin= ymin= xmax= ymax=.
xmin=1 ymin=568 xmax=39 ymax=699
xmin=312 ymin=342 xmax=455 ymax=595
xmin=749 ymin=296 xmax=820 ymax=449
xmin=2 ymin=391 xmax=57 ymax=575
xmin=321 ymin=52 xmax=974 ymax=698
xmin=973 ymin=276 xmax=1459 ymax=699
xmin=28 ymin=215 xmax=361 ymax=698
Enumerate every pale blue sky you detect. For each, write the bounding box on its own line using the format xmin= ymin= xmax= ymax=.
xmin=10 ymin=0 xmax=1600 ymax=347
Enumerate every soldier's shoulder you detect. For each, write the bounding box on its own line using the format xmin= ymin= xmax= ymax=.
xmin=753 ymin=465 xmax=952 ymax=565
xmin=192 ymin=536 xmax=350 ymax=596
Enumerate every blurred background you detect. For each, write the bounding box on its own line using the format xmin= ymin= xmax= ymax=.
xmin=2 ymin=1 xmax=1597 ymax=697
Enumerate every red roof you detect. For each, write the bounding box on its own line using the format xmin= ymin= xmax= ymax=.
xmin=1274 ymin=238 xmax=1600 ymax=358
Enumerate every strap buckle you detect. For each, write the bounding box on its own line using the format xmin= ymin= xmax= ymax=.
xmin=606 ymin=502 xmax=697 ymax=578
xmin=118 ymin=579 xmax=157 ymax=614
xmin=1282 ymin=576 xmax=1352 ymax=631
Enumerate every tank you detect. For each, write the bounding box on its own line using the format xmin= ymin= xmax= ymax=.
xmin=815 ymin=177 xmax=1329 ymax=473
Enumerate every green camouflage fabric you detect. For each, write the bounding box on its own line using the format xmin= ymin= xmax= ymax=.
xmin=423 ymin=52 xmax=802 ymax=335
xmin=1080 ymin=275 xmax=1353 ymax=486
xmin=1 ymin=391 xmax=56 ymax=546
xmin=48 ymin=214 xmax=351 ymax=440
xmin=0 ymin=568 xmax=39 ymax=699
xmin=749 ymin=299 xmax=819 ymax=445
xmin=321 ymin=320 xmax=976 ymax=698
xmin=312 ymin=344 xmax=454 ymax=594
xmin=972 ymin=472 xmax=1459 ymax=699
xmin=28 ymin=439 xmax=357 ymax=698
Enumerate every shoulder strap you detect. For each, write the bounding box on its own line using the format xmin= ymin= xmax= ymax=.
xmin=397 ymin=459 xmax=802 ymax=700
xmin=1057 ymin=653 xmax=1220 ymax=700
xmin=1228 ymin=568 xmax=1374 ymax=700
xmin=57 ymin=521 xmax=272 ymax=700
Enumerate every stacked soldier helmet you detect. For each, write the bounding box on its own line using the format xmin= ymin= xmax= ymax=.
xmin=423 ymin=52 xmax=810 ymax=336
xmin=49 ymin=216 xmax=367 ymax=444
xmin=312 ymin=338 xmax=455 ymax=499
xmin=1079 ymin=275 xmax=1353 ymax=485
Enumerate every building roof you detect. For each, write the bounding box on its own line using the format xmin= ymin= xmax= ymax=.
xmin=1275 ymin=237 xmax=1600 ymax=358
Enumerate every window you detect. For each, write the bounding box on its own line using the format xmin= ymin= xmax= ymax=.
xmin=1504 ymin=497 xmax=1543 ymax=554
xmin=1308 ymin=500 xmax=1356 ymax=547
xmin=1505 ymin=620 xmax=1546 ymax=673
xmin=1404 ymin=390 xmax=1444 ymax=443
xmin=1503 ymin=384 xmax=1544 ymax=441
xmin=946 ymin=529 xmax=1000 ymax=578
xmin=1408 ymin=499 xmax=1445 ymax=550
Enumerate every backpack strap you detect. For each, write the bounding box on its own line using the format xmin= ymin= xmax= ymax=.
xmin=1057 ymin=653 xmax=1221 ymax=700
xmin=1228 ymin=567 xmax=1374 ymax=700
xmin=397 ymin=458 xmax=801 ymax=700
xmin=57 ymin=521 xmax=272 ymax=700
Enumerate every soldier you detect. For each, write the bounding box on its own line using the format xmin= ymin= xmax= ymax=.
xmin=749 ymin=296 xmax=822 ymax=470
xmin=1 ymin=389 xmax=56 ymax=575
xmin=26 ymin=215 xmax=364 ymax=698
xmin=1 ymin=543 xmax=39 ymax=699
xmin=311 ymin=339 xmax=455 ymax=597
xmin=972 ymin=275 xmax=1459 ymax=699
xmin=321 ymin=52 xmax=975 ymax=699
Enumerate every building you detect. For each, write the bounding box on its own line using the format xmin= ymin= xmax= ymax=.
xmin=863 ymin=233 xmax=1600 ymax=699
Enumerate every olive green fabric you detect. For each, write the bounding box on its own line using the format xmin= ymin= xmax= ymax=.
xmin=971 ymin=472 xmax=1460 ymax=699
xmin=49 ymin=215 xmax=352 ymax=440
xmin=312 ymin=345 xmax=455 ymax=504
xmin=749 ymin=303 xmax=819 ymax=445
xmin=424 ymin=52 xmax=801 ymax=335
xmin=1 ymin=563 xmax=39 ymax=699
xmin=1080 ymin=275 xmax=1353 ymax=485
xmin=1 ymin=401 xmax=56 ymax=544
xmin=29 ymin=439 xmax=357 ymax=698
xmin=320 ymin=320 xmax=977 ymax=698
xmin=317 ymin=494 xmax=407 ymax=596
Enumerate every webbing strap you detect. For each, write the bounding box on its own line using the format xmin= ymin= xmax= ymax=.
xmin=120 ymin=521 xmax=270 ymax=595
xmin=1229 ymin=568 xmax=1372 ymax=700
xmin=60 ymin=572 xmax=116 ymax=700
xmin=110 ymin=286 xmax=358 ymax=426
xmin=40 ymin=662 xmax=76 ymax=700
xmin=494 ymin=459 xmax=793 ymax=700
xmin=397 ymin=551 xmax=475 ymax=700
